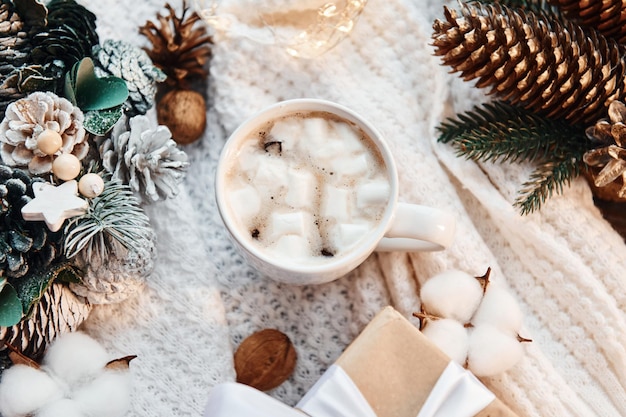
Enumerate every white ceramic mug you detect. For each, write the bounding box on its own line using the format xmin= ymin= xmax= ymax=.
xmin=215 ymin=99 xmax=455 ymax=285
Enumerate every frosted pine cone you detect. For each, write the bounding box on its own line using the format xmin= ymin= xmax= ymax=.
xmin=100 ymin=115 xmax=189 ymax=203
xmin=0 ymin=92 xmax=88 ymax=175
xmin=69 ymin=231 xmax=155 ymax=304
xmin=93 ymin=39 xmax=166 ymax=116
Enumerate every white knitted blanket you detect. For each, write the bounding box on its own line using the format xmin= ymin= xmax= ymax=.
xmin=80 ymin=0 xmax=626 ymax=416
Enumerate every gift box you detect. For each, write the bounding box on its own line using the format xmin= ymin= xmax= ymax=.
xmin=204 ymin=306 xmax=518 ymax=417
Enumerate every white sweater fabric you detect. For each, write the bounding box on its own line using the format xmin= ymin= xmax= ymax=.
xmin=79 ymin=0 xmax=626 ymax=416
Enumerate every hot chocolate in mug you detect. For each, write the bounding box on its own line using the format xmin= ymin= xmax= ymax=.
xmin=215 ymin=99 xmax=455 ymax=284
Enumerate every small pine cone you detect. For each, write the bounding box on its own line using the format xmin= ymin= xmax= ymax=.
xmin=0 ymin=0 xmax=47 ymax=113
xmin=30 ymin=0 xmax=99 ymax=70
xmin=0 ymin=165 xmax=61 ymax=280
xmin=69 ymin=229 xmax=156 ymax=304
xmin=93 ymin=39 xmax=166 ymax=116
xmin=548 ymin=0 xmax=626 ymax=44
xmin=0 ymin=282 xmax=91 ymax=363
xmin=432 ymin=3 xmax=626 ymax=125
xmin=139 ymin=1 xmax=212 ymax=88
xmin=100 ymin=115 xmax=189 ymax=203
xmin=0 ymin=91 xmax=88 ymax=175
xmin=583 ymin=100 xmax=626 ymax=200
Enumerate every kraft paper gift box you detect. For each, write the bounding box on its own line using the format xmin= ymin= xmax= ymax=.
xmin=204 ymin=306 xmax=518 ymax=417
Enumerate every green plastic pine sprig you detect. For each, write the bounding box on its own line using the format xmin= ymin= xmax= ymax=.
xmin=437 ymin=101 xmax=589 ymax=213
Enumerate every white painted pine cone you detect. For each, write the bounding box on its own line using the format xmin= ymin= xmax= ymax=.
xmin=0 ymin=92 xmax=88 ymax=175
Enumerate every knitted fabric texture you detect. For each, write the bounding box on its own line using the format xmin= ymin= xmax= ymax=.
xmin=72 ymin=0 xmax=626 ymax=416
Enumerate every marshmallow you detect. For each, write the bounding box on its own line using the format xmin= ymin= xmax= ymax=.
xmin=356 ymin=179 xmax=391 ymax=208
xmin=285 ymin=168 xmax=317 ymax=208
xmin=252 ymin=155 xmax=289 ymax=196
xmin=228 ymin=185 xmax=262 ymax=225
xmin=334 ymin=223 xmax=370 ymax=250
xmin=268 ymin=211 xmax=313 ymax=239
xmin=321 ymin=185 xmax=351 ymax=222
xmin=269 ymin=118 xmax=301 ymax=152
xmin=331 ymin=153 xmax=369 ymax=179
xmin=330 ymin=120 xmax=367 ymax=154
xmin=269 ymin=234 xmax=311 ymax=260
xmin=237 ymin=140 xmax=262 ymax=175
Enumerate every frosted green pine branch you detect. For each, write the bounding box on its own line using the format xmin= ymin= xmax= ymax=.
xmin=64 ymin=175 xmax=152 ymax=260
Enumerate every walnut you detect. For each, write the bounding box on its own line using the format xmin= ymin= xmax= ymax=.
xmin=233 ymin=328 xmax=297 ymax=391
xmin=157 ymin=89 xmax=206 ymax=145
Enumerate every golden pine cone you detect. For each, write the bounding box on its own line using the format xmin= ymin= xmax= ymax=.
xmin=139 ymin=1 xmax=212 ymax=88
xmin=432 ymin=3 xmax=626 ymax=125
xmin=548 ymin=0 xmax=626 ymax=44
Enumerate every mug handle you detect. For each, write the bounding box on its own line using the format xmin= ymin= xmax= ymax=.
xmin=376 ymin=203 xmax=456 ymax=252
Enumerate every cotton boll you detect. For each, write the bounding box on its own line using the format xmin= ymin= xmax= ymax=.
xmin=43 ymin=332 xmax=109 ymax=386
xmin=471 ymin=285 xmax=523 ymax=336
xmin=0 ymin=365 xmax=63 ymax=417
xmin=37 ymin=399 xmax=83 ymax=417
xmin=467 ymin=324 xmax=524 ymax=377
xmin=74 ymin=370 xmax=132 ymax=417
xmin=420 ymin=270 xmax=484 ymax=323
xmin=421 ymin=319 xmax=469 ymax=365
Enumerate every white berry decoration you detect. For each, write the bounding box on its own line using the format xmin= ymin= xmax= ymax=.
xmin=52 ymin=153 xmax=82 ymax=181
xmin=36 ymin=129 xmax=63 ymax=156
xmin=78 ymin=173 xmax=105 ymax=198
xmin=420 ymin=269 xmax=484 ymax=323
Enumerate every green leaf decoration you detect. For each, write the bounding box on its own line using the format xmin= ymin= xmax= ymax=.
xmin=437 ymin=101 xmax=589 ymax=213
xmin=83 ymin=106 xmax=124 ymax=135
xmin=64 ymin=58 xmax=129 ymax=111
xmin=0 ymin=279 xmax=23 ymax=327
xmin=11 ymin=262 xmax=79 ymax=318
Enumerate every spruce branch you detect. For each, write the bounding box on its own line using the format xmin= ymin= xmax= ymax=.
xmin=63 ymin=176 xmax=152 ymax=260
xmin=438 ymin=101 xmax=588 ymax=213
xmin=515 ymin=157 xmax=585 ymax=214
xmin=438 ymin=101 xmax=587 ymax=164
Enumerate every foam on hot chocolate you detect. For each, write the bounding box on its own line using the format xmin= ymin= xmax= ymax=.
xmin=225 ymin=111 xmax=390 ymax=263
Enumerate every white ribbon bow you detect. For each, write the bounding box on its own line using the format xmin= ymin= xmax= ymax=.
xmin=204 ymin=361 xmax=495 ymax=417
xmin=296 ymin=362 xmax=495 ymax=417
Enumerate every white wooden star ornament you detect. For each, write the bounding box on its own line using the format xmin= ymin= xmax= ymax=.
xmin=21 ymin=180 xmax=88 ymax=232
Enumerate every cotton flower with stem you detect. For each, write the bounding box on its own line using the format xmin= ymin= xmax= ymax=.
xmin=0 ymin=331 xmax=135 ymax=417
xmin=415 ymin=268 xmax=531 ymax=377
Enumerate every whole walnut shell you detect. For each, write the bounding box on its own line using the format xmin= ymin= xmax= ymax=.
xmin=234 ymin=328 xmax=297 ymax=392
xmin=157 ymin=89 xmax=206 ymax=145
